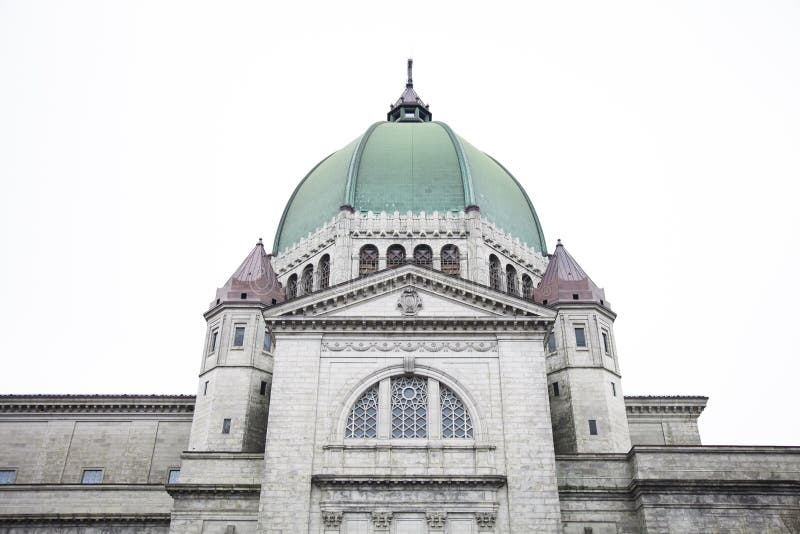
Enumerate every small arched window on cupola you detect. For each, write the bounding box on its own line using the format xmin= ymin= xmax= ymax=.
xmin=359 ymin=245 xmax=379 ymax=276
xmin=521 ymin=274 xmax=533 ymax=299
xmin=318 ymin=254 xmax=330 ymax=290
xmin=387 ymin=244 xmax=406 ymax=268
xmin=441 ymin=245 xmax=460 ymax=276
xmin=413 ymin=245 xmax=433 ymax=269
xmin=506 ymin=265 xmax=518 ymax=296
xmin=344 ymin=375 xmax=474 ymax=440
xmin=286 ymin=274 xmax=298 ymax=299
xmin=301 ymin=265 xmax=314 ymax=295
xmin=489 ymin=255 xmax=502 ymax=291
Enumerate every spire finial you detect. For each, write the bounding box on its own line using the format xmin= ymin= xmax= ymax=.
xmin=258 ymin=237 xmax=263 ymax=246
xmin=407 ymin=58 xmax=413 ymax=88
xmin=557 ymin=239 xmax=563 ymax=246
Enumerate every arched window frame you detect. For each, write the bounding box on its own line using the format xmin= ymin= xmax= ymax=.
xmin=339 ymin=370 xmax=479 ymax=442
xmin=386 ymin=244 xmax=406 ymax=268
xmin=317 ymin=254 xmax=330 ymax=290
xmin=412 ymin=245 xmax=433 ymax=269
xmin=286 ymin=274 xmax=298 ymax=299
xmin=506 ymin=264 xmax=518 ymax=296
xmin=300 ymin=264 xmax=314 ymax=295
xmin=521 ymin=274 xmax=533 ymax=299
xmin=441 ymin=245 xmax=460 ymax=276
xmin=489 ymin=255 xmax=502 ymax=291
xmin=359 ymin=245 xmax=379 ymax=276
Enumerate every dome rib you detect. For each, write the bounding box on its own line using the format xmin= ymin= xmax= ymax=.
xmin=484 ymin=153 xmax=548 ymax=253
xmin=271 ymin=152 xmax=336 ymax=254
xmin=344 ymin=122 xmax=383 ymax=207
xmin=434 ymin=122 xmax=476 ymax=206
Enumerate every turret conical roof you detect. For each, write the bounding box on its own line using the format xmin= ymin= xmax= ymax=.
xmin=211 ymin=239 xmax=285 ymax=308
xmin=533 ymin=240 xmax=608 ymax=308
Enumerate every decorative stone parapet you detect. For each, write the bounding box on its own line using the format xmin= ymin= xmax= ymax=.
xmin=350 ymin=210 xmax=468 ymax=239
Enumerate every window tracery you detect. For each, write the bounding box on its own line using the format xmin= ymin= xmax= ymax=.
xmin=391 ymin=376 xmax=428 ymax=438
xmin=440 ymin=385 xmax=473 ymax=438
xmin=344 ymin=375 xmax=475 ymax=441
xmin=345 ymin=384 xmax=378 ymax=438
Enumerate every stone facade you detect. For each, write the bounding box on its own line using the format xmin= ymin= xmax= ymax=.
xmin=2 ymin=78 xmax=799 ymax=533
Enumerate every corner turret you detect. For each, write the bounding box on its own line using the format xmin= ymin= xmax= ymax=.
xmin=537 ymin=241 xmax=631 ymax=454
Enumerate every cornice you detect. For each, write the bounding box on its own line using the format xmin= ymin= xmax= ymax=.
xmin=624 ymin=396 xmax=708 ymax=417
xmin=629 ymin=478 xmax=800 ymax=497
xmin=0 ymin=395 xmax=195 ymax=415
xmin=268 ymin=316 xmax=551 ymax=334
xmin=311 ymin=474 xmax=506 ymax=489
xmin=266 ymin=265 xmax=556 ymax=321
xmin=165 ymin=483 xmax=261 ymax=498
xmin=0 ymin=513 xmax=170 ymax=525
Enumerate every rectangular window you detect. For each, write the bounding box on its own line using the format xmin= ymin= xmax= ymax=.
xmin=588 ymin=419 xmax=598 ymax=435
xmin=209 ymin=329 xmax=219 ymax=353
xmin=260 ymin=381 xmax=267 ymax=395
xmin=222 ymin=418 xmax=231 ymax=434
xmin=233 ymin=326 xmax=245 ymax=347
xmin=551 ymin=382 xmax=560 ymax=397
xmin=611 ymin=382 xmax=617 ymax=397
xmin=547 ymin=334 xmax=556 ymax=353
xmin=81 ymin=469 xmax=103 ymax=484
xmin=204 ymin=381 xmax=209 ymax=396
xmin=263 ymin=329 xmax=271 ymax=352
xmin=0 ymin=470 xmax=16 ymax=484
xmin=575 ymin=327 xmax=586 ymax=347
xmin=167 ymin=469 xmax=180 ymax=484
xmin=602 ymin=332 xmax=610 ymax=353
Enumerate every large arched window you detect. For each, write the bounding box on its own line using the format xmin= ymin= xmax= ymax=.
xmin=521 ymin=274 xmax=533 ymax=299
xmin=441 ymin=245 xmax=460 ymax=276
xmin=386 ymin=244 xmax=406 ymax=268
xmin=412 ymin=245 xmax=433 ymax=269
xmin=286 ymin=274 xmax=298 ymax=299
xmin=318 ymin=254 xmax=330 ymax=290
xmin=489 ymin=255 xmax=502 ymax=291
xmin=506 ymin=265 xmax=518 ymax=296
xmin=344 ymin=375 xmax=474 ymax=440
xmin=359 ymin=245 xmax=379 ymax=276
xmin=301 ymin=264 xmax=314 ymax=295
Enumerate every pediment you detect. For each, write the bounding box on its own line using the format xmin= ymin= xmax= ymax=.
xmin=265 ymin=265 xmax=555 ymax=321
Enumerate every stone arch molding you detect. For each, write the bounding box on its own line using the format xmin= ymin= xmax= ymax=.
xmin=332 ymin=363 xmax=486 ymax=443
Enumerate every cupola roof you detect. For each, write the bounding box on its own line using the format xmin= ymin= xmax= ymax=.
xmin=273 ymin=61 xmax=547 ymax=255
xmin=533 ymin=240 xmax=608 ymax=308
xmin=388 ymin=58 xmax=432 ymax=123
xmin=211 ymin=238 xmax=285 ymax=309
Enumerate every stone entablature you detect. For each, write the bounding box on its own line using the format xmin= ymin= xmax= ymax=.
xmin=0 ymin=395 xmax=196 ymax=415
xmin=624 ymin=395 xmax=708 ymax=415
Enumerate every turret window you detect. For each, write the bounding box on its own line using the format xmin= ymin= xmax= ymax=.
xmin=233 ymin=326 xmax=246 ymax=347
xmin=263 ymin=329 xmax=272 ymax=352
xmin=0 ymin=470 xmax=16 ymax=484
xmin=575 ymin=327 xmax=586 ymax=348
xmin=167 ymin=469 xmax=180 ymax=484
xmin=602 ymin=332 xmax=610 ymax=354
xmin=588 ymin=419 xmax=598 ymax=435
xmin=208 ymin=329 xmax=219 ymax=354
xmin=81 ymin=469 xmax=103 ymax=484
xmin=345 ymin=375 xmax=475 ymax=440
xmin=441 ymin=245 xmax=460 ymax=275
xmin=547 ymin=334 xmax=556 ymax=353
xmin=359 ymin=245 xmax=379 ymax=275
xmin=222 ymin=418 xmax=231 ymax=434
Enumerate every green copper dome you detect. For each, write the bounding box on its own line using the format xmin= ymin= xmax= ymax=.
xmin=272 ymin=121 xmax=547 ymax=255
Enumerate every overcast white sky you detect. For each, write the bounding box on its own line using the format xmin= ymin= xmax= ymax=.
xmin=1 ymin=1 xmax=798 ymax=446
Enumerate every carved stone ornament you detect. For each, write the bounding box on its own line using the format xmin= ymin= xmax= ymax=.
xmin=426 ymin=511 xmax=447 ymax=528
xmin=397 ymin=288 xmax=423 ymax=316
xmin=322 ymin=340 xmax=497 ymax=353
xmin=322 ymin=511 xmax=343 ymax=528
xmin=475 ymin=511 xmax=497 ymax=529
xmin=371 ymin=511 xmax=393 ymax=528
